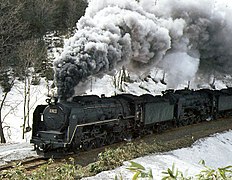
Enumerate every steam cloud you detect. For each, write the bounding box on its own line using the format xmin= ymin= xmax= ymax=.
xmin=54 ymin=0 xmax=232 ymax=99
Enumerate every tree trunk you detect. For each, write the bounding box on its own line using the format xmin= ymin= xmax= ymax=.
xmin=22 ymin=77 xmax=27 ymax=139
xmin=0 ymin=97 xmax=7 ymax=143
xmin=0 ymin=82 xmax=14 ymax=143
xmin=0 ymin=119 xmax=6 ymax=143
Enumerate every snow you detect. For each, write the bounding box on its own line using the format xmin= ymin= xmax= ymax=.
xmin=83 ymin=130 xmax=232 ymax=179
xmin=0 ymin=143 xmax=37 ymax=166
xmin=1 ymin=79 xmax=51 ymax=143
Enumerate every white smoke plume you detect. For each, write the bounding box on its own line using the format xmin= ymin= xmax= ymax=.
xmin=54 ymin=0 xmax=232 ymax=99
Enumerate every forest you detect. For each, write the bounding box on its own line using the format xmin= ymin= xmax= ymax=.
xmin=0 ymin=0 xmax=87 ymax=143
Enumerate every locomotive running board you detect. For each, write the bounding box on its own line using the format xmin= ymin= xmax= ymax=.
xmin=76 ymin=118 xmax=119 ymax=127
xmin=75 ymin=116 xmax=135 ymax=127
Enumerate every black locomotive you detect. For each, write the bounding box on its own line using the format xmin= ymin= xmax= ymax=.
xmin=30 ymin=87 xmax=232 ymax=156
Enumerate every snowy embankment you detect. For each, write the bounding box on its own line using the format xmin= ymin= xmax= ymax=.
xmin=0 ymin=129 xmax=232 ymax=179
xmin=0 ymin=143 xmax=37 ymax=166
xmin=84 ymin=130 xmax=232 ymax=180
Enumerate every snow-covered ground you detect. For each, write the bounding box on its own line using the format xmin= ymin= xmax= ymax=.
xmin=84 ymin=130 xmax=232 ymax=179
xmin=0 ymin=79 xmax=51 ymax=143
xmin=0 ymin=143 xmax=37 ymax=166
xmin=0 ymin=130 xmax=231 ymax=180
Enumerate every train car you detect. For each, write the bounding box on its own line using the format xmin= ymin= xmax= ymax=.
xmin=214 ymin=87 xmax=232 ymax=117
xmin=132 ymin=94 xmax=174 ymax=133
xmin=163 ymin=88 xmax=215 ymax=126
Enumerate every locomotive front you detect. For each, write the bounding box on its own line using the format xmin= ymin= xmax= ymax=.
xmin=30 ymin=98 xmax=71 ymax=155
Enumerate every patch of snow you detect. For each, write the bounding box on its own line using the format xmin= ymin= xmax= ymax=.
xmin=83 ymin=130 xmax=232 ymax=179
xmin=0 ymin=143 xmax=37 ymax=166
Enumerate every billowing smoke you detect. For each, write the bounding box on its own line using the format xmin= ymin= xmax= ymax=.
xmin=54 ymin=0 xmax=232 ymax=99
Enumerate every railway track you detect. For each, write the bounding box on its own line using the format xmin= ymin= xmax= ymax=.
xmin=0 ymin=157 xmax=48 ymax=172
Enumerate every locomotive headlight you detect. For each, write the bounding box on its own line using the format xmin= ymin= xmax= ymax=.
xmin=51 ymin=97 xmax=58 ymax=105
xmin=46 ymin=97 xmax=58 ymax=105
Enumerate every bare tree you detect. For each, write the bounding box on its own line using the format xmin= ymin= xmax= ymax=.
xmin=0 ymin=0 xmax=28 ymax=69
xmin=17 ymin=39 xmax=47 ymax=139
xmin=22 ymin=0 xmax=57 ymax=37
xmin=0 ymin=79 xmax=14 ymax=143
xmin=113 ymin=66 xmax=130 ymax=93
xmin=0 ymin=93 xmax=8 ymax=143
xmin=52 ymin=0 xmax=87 ymax=32
xmin=0 ymin=0 xmax=27 ymax=142
xmin=65 ymin=0 xmax=87 ymax=30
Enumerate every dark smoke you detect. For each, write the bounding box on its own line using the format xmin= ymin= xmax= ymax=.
xmin=54 ymin=0 xmax=232 ymax=99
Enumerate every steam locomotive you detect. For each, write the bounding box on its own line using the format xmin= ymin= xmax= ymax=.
xmin=30 ymin=88 xmax=232 ymax=157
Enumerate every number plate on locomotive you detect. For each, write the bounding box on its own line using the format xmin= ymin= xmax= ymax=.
xmin=49 ymin=109 xmax=58 ymax=114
